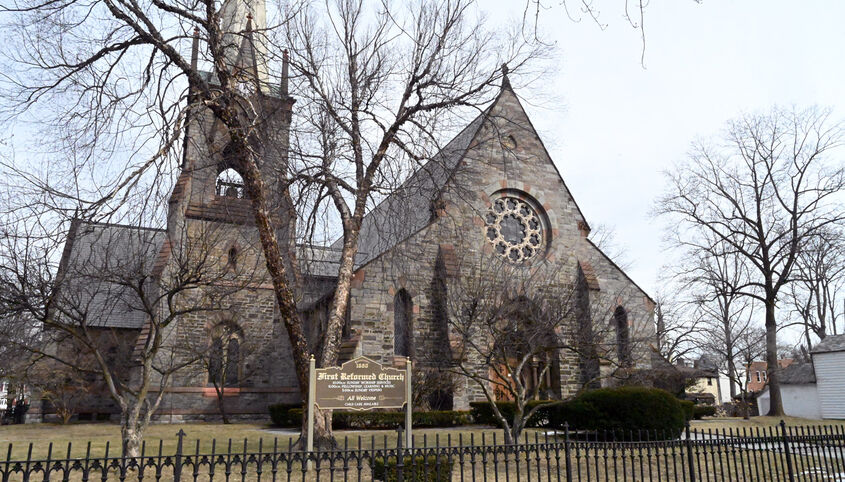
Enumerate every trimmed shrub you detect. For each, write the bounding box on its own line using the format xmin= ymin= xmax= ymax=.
xmin=679 ymin=400 xmax=694 ymax=421
xmin=469 ymin=400 xmax=555 ymax=428
xmin=334 ymin=410 xmax=470 ymax=430
xmin=373 ymin=455 xmax=451 ymax=482
xmin=268 ymin=403 xmax=302 ymax=427
xmin=270 ymin=405 xmax=471 ymax=430
xmin=693 ymin=405 xmax=717 ymax=420
xmin=551 ymin=387 xmax=688 ymax=439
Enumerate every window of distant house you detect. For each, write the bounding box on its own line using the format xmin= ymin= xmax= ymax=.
xmin=763 ymin=371 xmax=767 ymax=381
xmin=216 ymin=168 xmax=246 ymax=199
xmin=707 ymin=378 xmax=713 ymax=386
xmin=756 ymin=371 xmax=761 ymax=383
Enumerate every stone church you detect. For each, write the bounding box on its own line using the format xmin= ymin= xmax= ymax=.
xmin=38 ymin=0 xmax=656 ymax=422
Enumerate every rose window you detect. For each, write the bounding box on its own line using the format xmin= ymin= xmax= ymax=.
xmin=484 ymin=196 xmax=544 ymax=263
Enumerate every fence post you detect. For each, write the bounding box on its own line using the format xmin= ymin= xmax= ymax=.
xmin=173 ymin=429 xmax=186 ymax=482
xmin=684 ymin=423 xmax=696 ymax=482
xmin=779 ymin=420 xmax=796 ymax=482
xmin=564 ymin=423 xmax=572 ymax=482
xmin=395 ymin=427 xmax=405 ymax=482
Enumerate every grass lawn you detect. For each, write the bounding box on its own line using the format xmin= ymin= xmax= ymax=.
xmin=4 ymin=416 xmax=844 ymax=461
xmin=0 ymin=422 xmax=516 ymax=460
xmin=691 ymin=416 xmax=845 ymax=433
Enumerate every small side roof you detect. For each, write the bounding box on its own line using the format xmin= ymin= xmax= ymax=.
xmin=56 ymin=220 xmax=165 ymax=329
xmin=811 ymin=334 xmax=845 ymax=355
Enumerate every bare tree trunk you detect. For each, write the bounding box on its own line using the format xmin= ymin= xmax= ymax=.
xmin=215 ymin=388 xmax=230 ymax=425
xmin=764 ymin=300 xmax=784 ymax=416
xmin=121 ymin=418 xmax=143 ymax=458
xmin=724 ymin=317 xmax=738 ymax=399
xmin=740 ymin=389 xmax=750 ymax=420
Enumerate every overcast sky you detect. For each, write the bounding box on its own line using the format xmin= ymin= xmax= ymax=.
xmin=482 ymin=0 xmax=845 ymax=303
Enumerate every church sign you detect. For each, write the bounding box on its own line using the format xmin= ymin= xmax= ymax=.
xmin=313 ymin=357 xmax=407 ymax=410
xmin=306 ymin=355 xmax=413 ymax=453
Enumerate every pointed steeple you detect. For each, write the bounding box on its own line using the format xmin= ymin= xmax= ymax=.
xmin=280 ymin=49 xmax=290 ymax=98
xmin=501 ymin=63 xmax=511 ymax=90
xmin=220 ymin=0 xmax=269 ymax=86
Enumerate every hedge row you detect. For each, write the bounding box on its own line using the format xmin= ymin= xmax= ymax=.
xmin=468 ymin=400 xmax=553 ymax=428
xmin=270 ymin=387 xmax=690 ymax=438
xmin=693 ymin=405 xmax=717 ymax=419
xmin=373 ymin=455 xmax=451 ymax=482
xmin=470 ymin=387 xmax=689 ymax=437
xmin=335 ymin=410 xmax=470 ymax=430
xmin=268 ymin=404 xmax=469 ymax=429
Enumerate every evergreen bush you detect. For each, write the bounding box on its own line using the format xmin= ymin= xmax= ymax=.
xmin=373 ymin=455 xmax=451 ymax=482
xmin=268 ymin=404 xmax=470 ymax=429
xmin=693 ymin=405 xmax=717 ymax=419
xmin=550 ymin=387 xmax=688 ymax=439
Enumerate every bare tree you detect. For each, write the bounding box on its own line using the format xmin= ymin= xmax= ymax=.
xmin=657 ymin=106 xmax=845 ymax=416
xmin=589 ymin=223 xmax=633 ymax=271
xmin=277 ymin=0 xmax=548 ymax=446
xmin=731 ymin=327 xmax=766 ymax=419
xmin=1 ymin=0 xmax=546 ymax=447
xmin=652 ymin=287 xmax=701 ymax=365
xmin=179 ymin=316 xmax=264 ymax=424
xmin=440 ymin=255 xmax=648 ymax=444
xmin=522 ymin=0 xmax=703 ymax=66
xmin=788 ymin=227 xmax=845 ymax=347
xmin=0 ymin=210 xmax=247 ymax=454
xmin=678 ymin=236 xmax=757 ymax=401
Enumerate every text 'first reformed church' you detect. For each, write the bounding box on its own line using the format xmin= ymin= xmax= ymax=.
xmin=37 ymin=0 xmax=656 ymax=422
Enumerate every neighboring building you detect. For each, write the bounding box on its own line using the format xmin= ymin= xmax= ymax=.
xmin=0 ymin=380 xmax=8 ymax=411
xmin=754 ymin=335 xmax=845 ymax=420
xmin=746 ymin=358 xmax=794 ymax=393
xmin=811 ymin=335 xmax=845 ymax=419
xmin=676 ymin=356 xmax=721 ymax=405
xmin=757 ymin=363 xmax=820 ymax=419
xmin=35 ymin=0 xmax=656 ymax=422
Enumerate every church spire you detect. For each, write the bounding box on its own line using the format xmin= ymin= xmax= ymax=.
xmin=220 ymin=0 xmax=268 ymax=86
xmin=501 ymin=63 xmax=511 ymax=90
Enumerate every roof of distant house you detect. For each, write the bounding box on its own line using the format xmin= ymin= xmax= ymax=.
xmin=811 ymin=334 xmax=845 ymax=355
xmin=778 ymin=362 xmax=816 ymax=385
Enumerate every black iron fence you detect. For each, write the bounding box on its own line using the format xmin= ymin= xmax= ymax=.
xmin=2 ymin=422 xmax=845 ymax=481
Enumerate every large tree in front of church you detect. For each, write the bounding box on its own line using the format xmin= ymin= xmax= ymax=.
xmin=0 ymin=0 xmax=547 ymax=448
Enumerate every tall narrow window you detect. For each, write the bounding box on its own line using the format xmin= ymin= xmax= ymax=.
xmin=614 ymin=306 xmax=632 ymax=367
xmin=227 ymin=246 xmax=238 ymax=270
xmin=225 ymin=338 xmax=240 ymax=387
xmin=208 ymin=322 xmax=242 ymax=387
xmin=394 ymin=290 xmax=413 ymax=357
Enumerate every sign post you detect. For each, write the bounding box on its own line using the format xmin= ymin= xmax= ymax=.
xmin=306 ymin=356 xmax=412 ymax=453
xmin=306 ymin=355 xmax=315 ymax=454
xmin=405 ymin=357 xmax=412 ymax=449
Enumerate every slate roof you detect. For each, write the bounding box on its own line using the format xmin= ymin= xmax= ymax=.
xmin=331 ymin=113 xmax=485 ymax=265
xmin=778 ymin=362 xmax=816 ymax=385
xmin=57 ymin=220 xmax=165 ymax=329
xmin=811 ymin=334 xmax=845 ymax=354
xmin=296 ymin=245 xmax=367 ymax=278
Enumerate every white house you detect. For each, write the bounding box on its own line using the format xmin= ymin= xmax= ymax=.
xmin=0 ymin=379 xmax=7 ymax=411
xmin=758 ymin=334 xmax=845 ymax=420
xmin=757 ymin=363 xmax=820 ymax=419
xmin=811 ymin=334 xmax=845 ymax=419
